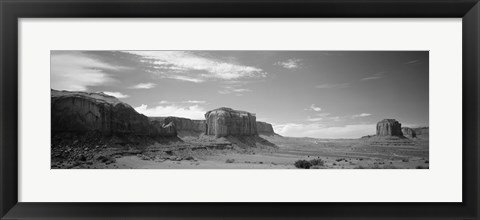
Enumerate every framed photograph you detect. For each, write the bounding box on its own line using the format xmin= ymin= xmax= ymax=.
xmin=1 ymin=0 xmax=479 ymax=219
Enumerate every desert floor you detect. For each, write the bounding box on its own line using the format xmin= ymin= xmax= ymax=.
xmin=56 ymin=134 xmax=429 ymax=169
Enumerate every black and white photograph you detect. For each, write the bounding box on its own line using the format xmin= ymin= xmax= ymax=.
xmin=51 ymin=51 xmax=429 ymax=169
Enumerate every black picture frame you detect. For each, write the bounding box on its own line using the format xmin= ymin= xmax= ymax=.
xmin=1 ymin=0 xmax=479 ymax=219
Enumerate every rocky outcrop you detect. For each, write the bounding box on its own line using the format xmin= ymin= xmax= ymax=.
xmin=51 ymin=90 xmax=176 ymax=137
xmin=256 ymin=121 xmax=275 ymax=135
xmin=401 ymin=127 xmax=416 ymax=138
xmin=413 ymin=127 xmax=429 ymax=135
xmin=150 ymin=117 xmax=205 ymax=136
xmin=205 ymin=107 xmax=257 ymax=137
xmin=376 ymin=119 xmax=403 ymax=136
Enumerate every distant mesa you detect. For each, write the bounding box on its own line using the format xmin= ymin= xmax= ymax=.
xmin=413 ymin=127 xmax=429 ymax=136
xmin=256 ymin=121 xmax=276 ymax=136
xmin=401 ymin=127 xmax=416 ymax=138
xmin=205 ymin=107 xmax=258 ymax=138
xmin=376 ymin=119 xmax=403 ymax=137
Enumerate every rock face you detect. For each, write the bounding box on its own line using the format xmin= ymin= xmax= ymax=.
xmin=401 ymin=127 xmax=417 ymax=138
xmin=150 ymin=117 xmax=205 ymax=136
xmin=376 ymin=119 xmax=403 ymax=136
xmin=256 ymin=121 xmax=275 ymax=135
xmin=413 ymin=127 xmax=429 ymax=135
xmin=51 ymin=90 xmax=176 ymax=137
xmin=205 ymin=107 xmax=257 ymax=137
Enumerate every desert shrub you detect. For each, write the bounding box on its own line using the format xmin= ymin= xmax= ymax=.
xmin=332 ymin=163 xmax=337 ymax=166
xmin=425 ymin=160 xmax=429 ymax=164
xmin=225 ymin=159 xmax=235 ymax=163
xmin=416 ymin=165 xmax=428 ymax=169
xmin=309 ymin=158 xmax=324 ymax=166
xmin=355 ymin=165 xmax=367 ymax=169
xmin=402 ymin=159 xmax=409 ymax=162
xmin=294 ymin=160 xmax=312 ymax=169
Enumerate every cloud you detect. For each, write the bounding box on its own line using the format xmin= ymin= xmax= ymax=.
xmin=51 ymin=52 xmax=119 ymax=91
xmin=275 ymin=58 xmax=302 ymax=69
xmin=167 ymin=75 xmax=205 ymax=83
xmin=404 ymin=59 xmax=419 ymax=64
xmin=315 ymin=83 xmax=350 ymax=89
xmin=273 ymin=123 xmax=376 ymax=139
xmin=218 ymin=85 xmax=252 ymax=96
xmin=159 ymin=100 xmax=206 ymax=104
xmin=102 ymin=91 xmax=129 ymax=98
xmin=134 ymin=104 xmax=206 ymax=119
xmin=306 ymin=113 xmax=331 ymax=122
xmin=187 ymin=100 xmax=206 ymax=104
xmin=306 ymin=104 xmax=322 ymax=112
xmin=129 ymin=83 xmax=156 ymax=89
xmin=306 ymin=117 xmax=323 ymax=122
xmin=352 ymin=113 xmax=372 ymax=118
xmin=123 ymin=51 xmax=266 ymax=83
xmin=361 ymin=72 xmax=385 ymax=81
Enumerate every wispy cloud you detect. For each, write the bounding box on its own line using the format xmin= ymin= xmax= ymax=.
xmin=352 ymin=113 xmax=372 ymax=118
xmin=306 ymin=117 xmax=323 ymax=122
xmin=275 ymin=58 xmax=302 ymax=69
xmin=129 ymin=83 xmax=156 ymax=89
xmin=167 ymin=75 xmax=205 ymax=83
xmin=305 ymin=104 xmax=322 ymax=112
xmin=404 ymin=59 xmax=420 ymax=65
xmin=315 ymin=83 xmax=350 ymax=89
xmin=124 ymin=51 xmax=266 ymax=83
xmin=218 ymin=85 xmax=252 ymax=96
xmin=361 ymin=72 xmax=385 ymax=81
xmin=134 ymin=104 xmax=206 ymax=120
xmin=102 ymin=91 xmax=129 ymax=99
xmin=51 ymin=51 xmax=119 ymax=91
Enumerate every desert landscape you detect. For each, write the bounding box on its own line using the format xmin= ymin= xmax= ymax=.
xmin=51 ymin=50 xmax=429 ymax=169
xmin=51 ymin=90 xmax=429 ymax=169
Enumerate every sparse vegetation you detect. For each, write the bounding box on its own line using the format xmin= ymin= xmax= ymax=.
xmin=294 ymin=158 xmax=326 ymax=169
xmin=309 ymin=158 xmax=325 ymax=166
xmin=294 ymin=160 xmax=312 ymax=169
xmin=225 ymin=159 xmax=235 ymax=163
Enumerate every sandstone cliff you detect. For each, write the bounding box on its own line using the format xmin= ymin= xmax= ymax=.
xmin=413 ymin=127 xmax=429 ymax=135
xmin=256 ymin=121 xmax=275 ymax=136
xmin=413 ymin=127 xmax=429 ymax=139
xmin=51 ymin=90 xmax=176 ymax=137
xmin=205 ymin=107 xmax=257 ymax=137
xmin=376 ymin=119 xmax=403 ymax=136
xmin=401 ymin=127 xmax=417 ymax=138
xmin=150 ymin=116 xmax=205 ymax=136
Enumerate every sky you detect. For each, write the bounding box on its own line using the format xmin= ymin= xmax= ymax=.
xmin=51 ymin=51 xmax=429 ymax=138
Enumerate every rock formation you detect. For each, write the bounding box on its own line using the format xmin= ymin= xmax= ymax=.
xmin=376 ymin=119 xmax=403 ymax=136
xmin=51 ymin=90 xmax=176 ymax=137
xmin=150 ymin=117 xmax=205 ymax=136
xmin=413 ymin=127 xmax=429 ymax=136
xmin=205 ymin=107 xmax=257 ymax=137
xmin=401 ymin=127 xmax=416 ymax=138
xmin=256 ymin=121 xmax=275 ymax=136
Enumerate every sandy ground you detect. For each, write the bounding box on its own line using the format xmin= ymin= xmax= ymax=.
xmin=68 ymin=134 xmax=429 ymax=169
